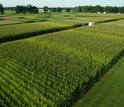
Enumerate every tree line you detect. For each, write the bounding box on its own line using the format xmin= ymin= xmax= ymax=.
xmin=75 ymin=5 xmax=124 ymax=13
xmin=14 ymin=5 xmax=70 ymax=13
xmin=43 ymin=6 xmax=64 ymax=13
xmin=41 ymin=5 xmax=124 ymax=13
xmin=37 ymin=5 xmax=124 ymax=13
xmin=1 ymin=3 xmax=124 ymax=14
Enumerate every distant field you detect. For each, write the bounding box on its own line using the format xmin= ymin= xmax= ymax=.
xmin=2 ymin=10 xmax=124 ymax=24
xmin=81 ymin=24 xmax=124 ymax=38
xmin=73 ymin=56 xmax=124 ymax=107
xmin=0 ymin=19 xmax=23 ymax=26
xmin=104 ymin=19 xmax=124 ymax=25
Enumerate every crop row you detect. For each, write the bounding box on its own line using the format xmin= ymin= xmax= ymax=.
xmin=0 ymin=24 xmax=124 ymax=107
xmin=0 ymin=21 xmax=82 ymax=43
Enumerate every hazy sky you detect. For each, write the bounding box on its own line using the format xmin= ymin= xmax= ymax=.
xmin=0 ymin=0 xmax=124 ymax=7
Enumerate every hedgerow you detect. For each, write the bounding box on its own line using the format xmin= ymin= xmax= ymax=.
xmin=0 ymin=21 xmax=82 ymax=43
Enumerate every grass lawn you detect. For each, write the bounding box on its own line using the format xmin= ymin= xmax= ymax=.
xmin=73 ymin=56 xmax=124 ymax=107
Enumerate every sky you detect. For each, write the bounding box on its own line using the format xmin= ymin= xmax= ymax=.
xmin=0 ymin=0 xmax=124 ymax=7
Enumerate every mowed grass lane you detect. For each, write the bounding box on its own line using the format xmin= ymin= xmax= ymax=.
xmin=73 ymin=56 xmax=124 ymax=107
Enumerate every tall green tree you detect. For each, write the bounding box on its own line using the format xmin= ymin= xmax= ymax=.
xmin=0 ymin=3 xmax=4 ymax=14
xmin=43 ymin=6 xmax=48 ymax=13
xmin=15 ymin=5 xmax=38 ymax=14
xmin=51 ymin=8 xmax=56 ymax=13
xmin=15 ymin=5 xmax=23 ymax=13
xmin=82 ymin=6 xmax=88 ymax=12
xmin=95 ymin=5 xmax=104 ymax=12
xmin=27 ymin=4 xmax=38 ymax=13
xmin=27 ymin=4 xmax=32 ymax=13
xmin=56 ymin=7 xmax=62 ymax=12
xmin=112 ymin=6 xmax=118 ymax=13
xmin=75 ymin=6 xmax=82 ymax=12
xmin=118 ymin=6 xmax=124 ymax=13
xmin=65 ymin=8 xmax=71 ymax=12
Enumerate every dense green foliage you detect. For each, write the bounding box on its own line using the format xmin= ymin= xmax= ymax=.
xmin=43 ymin=6 xmax=49 ymax=13
xmin=15 ymin=4 xmax=38 ymax=14
xmin=65 ymin=8 xmax=71 ymax=12
xmin=40 ymin=5 xmax=124 ymax=13
xmin=74 ymin=5 xmax=124 ymax=13
xmin=51 ymin=7 xmax=62 ymax=13
xmin=0 ymin=21 xmax=81 ymax=43
xmin=0 ymin=3 xmax=4 ymax=14
xmin=0 ymin=24 xmax=124 ymax=107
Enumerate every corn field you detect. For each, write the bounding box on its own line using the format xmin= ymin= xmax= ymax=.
xmin=0 ymin=24 xmax=124 ymax=107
